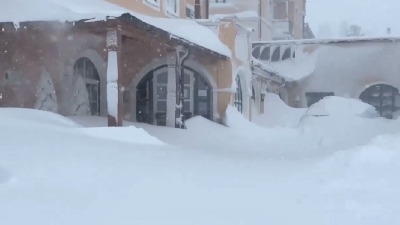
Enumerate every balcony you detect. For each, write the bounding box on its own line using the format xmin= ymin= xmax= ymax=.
xmin=272 ymin=19 xmax=294 ymax=40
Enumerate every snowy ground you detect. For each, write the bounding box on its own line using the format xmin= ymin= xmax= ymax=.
xmin=1 ymin=95 xmax=400 ymax=225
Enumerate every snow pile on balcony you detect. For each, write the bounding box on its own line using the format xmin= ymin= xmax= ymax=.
xmin=209 ymin=10 xmax=259 ymax=21
xmin=253 ymin=44 xmax=319 ymax=81
xmin=0 ymin=0 xmax=231 ymax=57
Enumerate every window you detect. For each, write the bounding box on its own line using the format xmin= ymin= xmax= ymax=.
xmin=252 ymin=46 xmax=261 ymax=59
xmin=74 ymin=58 xmax=101 ymax=116
xmin=186 ymin=5 xmax=195 ymax=19
xmin=234 ymin=75 xmax=243 ymax=113
xmin=271 ymin=46 xmax=281 ymax=62
xmin=281 ymin=47 xmax=291 ymax=60
xmin=251 ymin=86 xmax=255 ymax=101
xmin=166 ymin=0 xmax=179 ymax=16
xmin=260 ymin=46 xmax=271 ymax=61
xmin=360 ymin=84 xmax=399 ymax=119
xmin=143 ymin=0 xmax=160 ymax=9
xmin=305 ymin=92 xmax=334 ymax=107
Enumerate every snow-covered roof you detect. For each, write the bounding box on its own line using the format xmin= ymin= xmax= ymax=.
xmin=0 ymin=0 xmax=231 ymax=58
xmin=253 ymin=36 xmax=400 ymax=46
xmin=252 ymin=44 xmax=318 ymax=83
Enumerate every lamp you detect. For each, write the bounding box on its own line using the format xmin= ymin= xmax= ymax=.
xmin=261 ymin=93 xmax=266 ymax=102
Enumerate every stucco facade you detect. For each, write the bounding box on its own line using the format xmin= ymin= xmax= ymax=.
xmin=209 ymin=0 xmax=274 ymax=41
xmin=0 ymin=15 xmax=232 ymax=127
xmin=107 ymin=0 xmax=209 ymax=19
xmin=272 ymin=0 xmax=306 ymax=40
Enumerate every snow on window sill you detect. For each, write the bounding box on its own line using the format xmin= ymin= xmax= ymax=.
xmin=166 ymin=9 xmax=179 ymax=18
xmin=143 ymin=0 xmax=160 ymax=11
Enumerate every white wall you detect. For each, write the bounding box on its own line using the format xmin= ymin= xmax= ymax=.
xmin=286 ymin=41 xmax=400 ymax=107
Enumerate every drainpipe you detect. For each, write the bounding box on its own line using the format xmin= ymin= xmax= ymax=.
xmin=258 ymin=0 xmax=262 ymax=40
xmin=175 ymin=46 xmax=190 ymax=129
xmin=206 ymin=0 xmax=210 ymax=19
xmin=195 ymin=0 xmax=201 ymax=19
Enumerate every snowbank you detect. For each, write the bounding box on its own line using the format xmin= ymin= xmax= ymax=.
xmin=253 ymin=93 xmax=307 ymax=128
xmin=312 ymin=133 xmax=400 ymax=224
xmin=81 ymin=127 xmax=165 ymax=146
xmin=304 ymin=96 xmax=378 ymax=118
xmin=2 ymin=104 xmax=400 ymax=224
xmin=0 ymin=108 xmax=80 ymax=128
xmin=224 ymin=105 xmax=260 ymax=129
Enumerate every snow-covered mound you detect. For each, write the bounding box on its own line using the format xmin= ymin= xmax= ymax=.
xmin=81 ymin=127 xmax=165 ymax=146
xmin=0 ymin=108 xmax=80 ymax=128
xmin=2 ymin=101 xmax=400 ymax=224
xmin=313 ymin=133 xmax=400 ymax=224
xmin=252 ymin=93 xmax=306 ymax=128
xmin=225 ymin=105 xmax=260 ymax=129
xmin=304 ymin=96 xmax=378 ymax=118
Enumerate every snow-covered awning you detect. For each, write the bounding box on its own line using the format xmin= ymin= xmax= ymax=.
xmin=0 ymin=0 xmax=231 ymax=58
xmin=252 ymin=43 xmax=318 ymax=82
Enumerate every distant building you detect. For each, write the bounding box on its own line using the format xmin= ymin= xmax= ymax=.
xmin=271 ymin=0 xmax=306 ymax=40
xmin=303 ymin=23 xmax=315 ymax=39
xmin=252 ymin=37 xmax=400 ymax=119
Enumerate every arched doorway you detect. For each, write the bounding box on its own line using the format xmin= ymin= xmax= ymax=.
xmin=359 ymin=84 xmax=399 ymax=119
xmin=234 ymin=75 xmax=243 ymax=113
xmin=136 ymin=65 xmax=212 ymax=126
xmin=74 ymin=58 xmax=100 ymax=116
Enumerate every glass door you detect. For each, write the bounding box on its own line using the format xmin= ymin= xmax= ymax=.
xmin=183 ymin=70 xmax=194 ymax=119
xmin=153 ymin=69 xmax=168 ymax=126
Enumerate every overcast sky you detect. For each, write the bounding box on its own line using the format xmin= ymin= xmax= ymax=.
xmin=306 ymin=0 xmax=400 ymax=38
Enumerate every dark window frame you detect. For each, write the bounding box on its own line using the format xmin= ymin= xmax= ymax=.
xmin=234 ymin=75 xmax=243 ymax=113
xmin=305 ymin=92 xmax=334 ymax=107
xmin=74 ymin=57 xmax=101 ymax=116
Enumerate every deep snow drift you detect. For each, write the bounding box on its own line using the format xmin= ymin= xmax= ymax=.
xmin=1 ymin=96 xmax=400 ymax=225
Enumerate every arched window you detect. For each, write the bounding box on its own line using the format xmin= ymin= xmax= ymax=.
xmin=252 ymin=46 xmax=261 ymax=59
xmin=234 ymin=75 xmax=243 ymax=113
xmin=259 ymin=46 xmax=270 ymax=61
xmin=74 ymin=58 xmax=100 ymax=116
xmin=360 ymin=84 xmax=399 ymax=119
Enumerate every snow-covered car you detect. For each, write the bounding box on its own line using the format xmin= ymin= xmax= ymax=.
xmin=301 ymin=96 xmax=379 ymax=119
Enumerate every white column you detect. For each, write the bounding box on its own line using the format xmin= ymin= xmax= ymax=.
xmin=166 ymin=55 xmax=177 ymax=127
xmin=106 ymin=29 xmax=122 ymax=126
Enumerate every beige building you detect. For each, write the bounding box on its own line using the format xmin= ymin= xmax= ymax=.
xmin=103 ymin=0 xmax=308 ymax=122
xmin=0 ymin=0 xmax=234 ymax=128
xmin=107 ymin=0 xmax=209 ymax=19
xmin=272 ymin=0 xmax=306 ymax=40
xmin=209 ymin=0 xmax=273 ymax=41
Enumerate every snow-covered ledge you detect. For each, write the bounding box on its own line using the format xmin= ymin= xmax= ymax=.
xmin=106 ymin=29 xmax=122 ymax=127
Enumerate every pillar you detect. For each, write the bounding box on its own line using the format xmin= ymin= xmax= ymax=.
xmin=106 ymin=28 xmax=123 ymax=126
